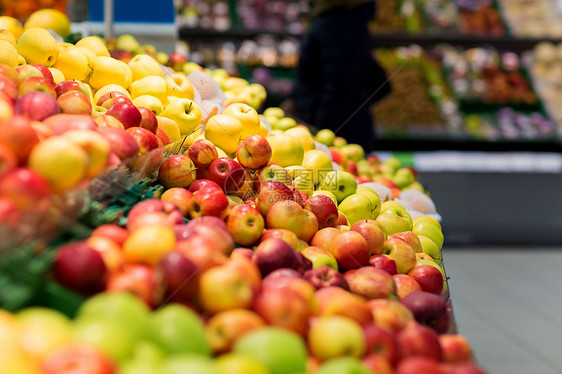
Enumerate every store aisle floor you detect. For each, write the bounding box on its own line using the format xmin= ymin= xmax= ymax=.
xmin=445 ymin=248 xmax=562 ymax=374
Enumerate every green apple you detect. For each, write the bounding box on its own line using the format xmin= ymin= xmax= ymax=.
xmin=412 ymin=220 xmax=444 ymax=249
xmin=17 ymin=307 xmax=73 ymax=358
xmin=149 ymin=304 xmax=211 ymax=356
xmin=215 ymin=353 xmax=271 ymax=374
xmin=318 ymin=170 xmax=357 ymax=203
xmin=356 ymin=186 xmax=381 ymax=218
xmin=160 ymin=354 xmax=220 ymax=374
xmin=301 ymin=246 xmax=338 ymax=270
xmin=227 ymin=195 xmax=245 ymax=206
xmin=413 ymin=216 xmax=442 ymax=231
xmin=338 ymin=194 xmax=376 ymax=225
xmin=315 ymin=129 xmax=336 ymax=146
xmin=273 ymin=117 xmax=297 ymax=131
xmin=415 ymin=258 xmax=447 ymax=293
xmin=162 ymin=97 xmax=202 ymax=136
xmin=116 ymin=34 xmax=140 ymax=52
xmin=301 ymin=150 xmax=333 ymax=185
xmin=340 ymin=144 xmax=365 ymax=162
xmin=312 ymin=190 xmax=338 ymax=206
xmin=333 ymin=136 xmax=347 ymax=147
xmin=308 ymin=316 xmax=365 ymax=360
xmin=376 ymin=213 xmax=412 ymax=236
xmin=383 ymin=156 xmax=401 ymax=173
xmin=393 ymin=168 xmax=415 ymax=189
xmin=76 ymin=292 xmax=151 ymax=341
xmin=233 ymin=327 xmax=307 ymax=374
xmin=286 ymin=165 xmax=309 ymax=179
xmin=264 ymin=107 xmax=285 ymax=121
xmin=155 ymin=51 xmax=168 ymax=65
xmin=74 ymin=318 xmax=136 ymax=362
xmin=120 ymin=361 xmax=160 ymax=374
xmin=418 ymin=234 xmax=441 ymax=260
xmin=317 ymin=357 xmax=371 ymax=374
xmin=380 ymin=202 xmax=413 ymax=228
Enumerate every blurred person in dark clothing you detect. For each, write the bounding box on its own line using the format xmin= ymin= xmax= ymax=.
xmin=287 ymin=0 xmax=390 ymax=152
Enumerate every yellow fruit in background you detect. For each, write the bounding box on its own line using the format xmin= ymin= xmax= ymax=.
xmin=48 ymin=67 xmax=65 ymax=84
xmin=75 ymin=36 xmax=110 ymax=57
xmin=267 ymin=133 xmax=304 ymax=167
xmin=93 ymin=84 xmax=131 ymax=104
xmin=205 ymin=114 xmax=243 ymax=154
xmin=129 ymin=75 xmax=168 ymax=104
xmin=123 ymin=225 xmax=176 ymax=266
xmin=24 ymin=9 xmax=71 ymax=38
xmin=165 ymin=72 xmax=195 ymax=100
xmin=128 ymin=54 xmax=163 ymax=81
xmin=156 ymin=116 xmax=181 ymax=142
xmin=132 ymin=95 xmax=164 ymax=116
xmin=0 ymin=29 xmax=16 ymax=47
xmin=301 ymin=149 xmax=333 ymax=185
xmin=53 ymin=46 xmax=91 ymax=81
xmin=285 ymin=126 xmax=316 ymax=152
xmin=89 ymin=56 xmax=132 ymax=91
xmin=0 ymin=17 xmax=23 ymax=39
xmin=0 ymin=40 xmax=18 ymax=67
xmin=16 ymin=27 xmax=59 ymax=67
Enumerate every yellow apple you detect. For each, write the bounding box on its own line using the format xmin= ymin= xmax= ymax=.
xmin=182 ymin=61 xmax=204 ymax=75
xmin=267 ymin=133 xmax=304 ymax=167
xmin=132 ymin=95 xmax=164 ymax=116
xmin=223 ymin=77 xmax=249 ymax=93
xmin=75 ymin=36 xmax=110 ymax=58
xmin=77 ymin=46 xmax=97 ymax=65
xmin=161 ymin=97 xmax=202 ymax=135
xmin=128 ymin=54 xmax=163 ymax=81
xmin=129 ymin=75 xmax=168 ymax=104
xmin=165 ymin=72 xmax=195 ymax=100
xmin=48 ymin=67 xmax=65 ymax=84
xmin=301 ymin=149 xmax=333 ymax=185
xmin=285 ymin=126 xmax=316 ymax=152
xmin=93 ymin=84 xmax=130 ymax=104
xmin=216 ymin=146 xmax=229 ymax=158
xmin=53 ymin=45 xmax=91 ymax=81
xmin=116 ymin=34 xmax=140 ymax=52
xmin=16 ymin=27 xmax=59 ymax=66
xmin=182 ymin=126 xmax=205 ymax=148
xmin=156 ymin=116 xmax=181 ymax=142
xmin=89 ymin=56 xmax=132 ymax=91
xmin=205 ymin=114 xmax=243 ymax=154
xmin=257 ymin=121 xmax=268 ymax=137
xmin=0 ymin=40 xmax=18 ymax=67
xmin=62 ymin=130 xmax=110 ymax=178
xmin=223 ymin=103 xmax=260 ymax=139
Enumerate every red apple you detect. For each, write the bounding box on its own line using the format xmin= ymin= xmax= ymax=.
xmin=189 ymin=188 xmax=229 ymax=219
xmin=158 ymin=251 xmax=198 ymax=304
xmin=0 ymin=196 xmax=21 ymax=227
xmin=388 ymin=231 xmax=422 ymax=253
xmin=368 ymin=299 xmax=414 ymax=332
xmin=231 ymin=168 xmax=256 ymax=200
xmin=363 ymin=325 xmax=400 ymax=366
xmin=96 ymin=91 xmax=129 ymax=107
xmin=188 ymin=178 xmax=222 ymax=194
xmin=100 ymin=94 xmax=131 ymax=110
xmin=0 ymin=143 xmax=17 ymax=173
xmin=260 ymin=228 xmax=300 ymax=251
xmin=345 ymin=266 xmax=396 ymax=299
xmin=136 ymin=106 xmax=158 ymax=134
xmin=110 ymin=49 xmax=133 ymax=62
xmin=156 ymin=127 xmax=171 ymax=145
xmin=208 ymin=157 xmax=245 ymax=194
xmin=30 ymin=63 xmax=55 ymax=85
xmin=303 ymin=265 xmax=349 ymax=290
xmin=55 ymin=79 xmax=91 ymax=98
xmin=15 ymin=91 xmax=60 ymax=121
xmin=57 ymin=90 xmax=92 ymax=115
xmin=265 ymin=200 xmax=308 ymax=238
xmin=160 ymin=187 xmax=193 ymax=216
xmin=0 ymin=167 xmax=50 ymax=210
xmin=397 ymin=323 xmax=442 ymax=361
xmin=382 ymin=238 xmax=416 ymax=274
xmin=396 ymin=356 xmax=440 ymax=374
xmin=0 ymin=115 xmax=39 ymax=163
xmin=98 ymin=127 xmax=140 ymax=160
xmin=91 ymin=224 xmax=129 ymax=246
xmin=41 ymin=343 xmax=115 ymax=374
xmin=167 ymin=51 xmax=187 ymax=71
xmin=158 ymin=154 xmax=196 ymax=188
xmin=439 ymin=363 xmax=486 ymax=374
xmin=337 ymin=211 xmax=348 ymax=226
xmin=126 ymin=199 xmax=183 ymax=230
xmin=226 ymin=203 xmax=264 ymax=246
xmin=93 ymin=114 xmax=124 ymax=129
xmin=16 ymin=64 xmax=42 ymax=83
xmin=236 ymin=135 xmax=272 ymax=170
xmin=18 ymin=76 xmax=56 ymax=98
xmin=0 ymin=62 xmax=19 ymax=86
xmin=315 ymin=286 xmax=373 ymax=326
xmin=439 ymin=334 xmax=473 ymax=364
xmin=0 ymin=76 xmax=17 ymax=102
xmin=43 ymin=114 xmax=97 ymax=134
xmin=369 ymin=254 xmax=398 ymax=275
xmin=256 ymin=180 xmax=295 ymax=217
xmin=206 ymin=309 xmax=265 ymax=353
xmin=106 ymin=264 xmax=164 ymax=308
xmin=52 ymin=241 xmax=107 ymax=295
xmin=408 ymin=265 xmax=444 ymax=295
xmin=304 ymin=194 xmax=338 ymax=229
xmin=312 ymin=229 xmax=370 ymax=271
xmin=300 ymin=209 xmax=319 ymax=242
xmin=186 ymin=139 xmax=218 ymax=178
xmin=126 ymin=127 xmax=159 ymax=154
xmin=253 ymin=238 xmax=301 ymax=276
xmin=107 ymin=101 xmax=141 ymax=128
xmin=351 ymin=220 xmax=385 ymax=255
xmin=186 ymin=215 xmax=228 ymax=232
xmin=175 ymin=236 xmax=230 ymax=273
xmin=401 ymin=291 xmax=450 ymax=334
xmin=392 ymin=274 xmax=422 ymax=299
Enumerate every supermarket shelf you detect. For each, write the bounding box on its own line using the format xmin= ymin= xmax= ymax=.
xmin=371 ymin=32 xmax=562 ymax=52
xmin=179 ymin=25 xmax=304 ymax=40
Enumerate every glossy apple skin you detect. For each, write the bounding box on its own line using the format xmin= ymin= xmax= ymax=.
xmin=208 ymin=157 xmax=245 ymax=194
xmin=15 ymin=91 xmax=60 ymax=121
xmin=96 ymin=90 xmax=130 ymax=106
xmin=188 ymin=179 xmax=223 ymax=194
xmin=304 ymin=194 xmax=338 ymax=229
xmin=55 ymin=80 xmax=91 ymax=98
xmin=98 ymin=127 xmax=140 ymax=160
xmin=260 ymin=228 xmax=300 ymax=251
xmin=408 ymin=265 xmax=444 ymax=295
xmin=226 ymin=203 xmax=265 ymax=246
xmin=439 ymin=334 xmax=473 ymax=364
xmin=43 ymin=114 xmax=97 ymax=135
xmin=397 ymin=323 xmax=442 ymax=361
xmin=351 ymin=220 xmax=385 ymax=255
xmin=137 ymin=106 xmax=158 ymax=134
xmin=189 ymin=189 xmax=229 ymax=219
xmin=236 ymin=135 xmax=272 ymax=170
xmin=401 ymin=291 xmax=450 ymax=334
xmin=18 ymin=76 xmax=56 ymax=98
xmin=186 ymin=139 xmax=218 ymax=178
xmin=107 ymin=101 xmax=141 ymax=128
xmin=345 ymin=266 xmax=396 ymax=299
xmin=158 ymin=155 xmax=196 ymax=189
xmin=312 ymin=229 xmax=370 ymax=271
xmin=256 ymin=180 xmax=295 ymax=217
xmin=253 ymin=238 xmax=301 ymax=276
xmin=303 ymin=265 xmax=349 ymax=290
xmin=126 ymin=127 xmax=159 ymax=154
xmin=389 ymin=231 xmax=422 ymax=253
xmin=160 ymin=188 xmax=193 ymax=217
xmin=369 ymin=254 xmax=398 ymax=275
xmin=382 ymin=238 xmax=416 ymax=274
xmin=392 ymin=274 xmax=422 ymax=299
xmin=57 ymin=91 xmax=92 ymax=115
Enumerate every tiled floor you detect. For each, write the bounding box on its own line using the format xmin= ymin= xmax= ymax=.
xmin=445 ymin=248 xmax=562 ymax=374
